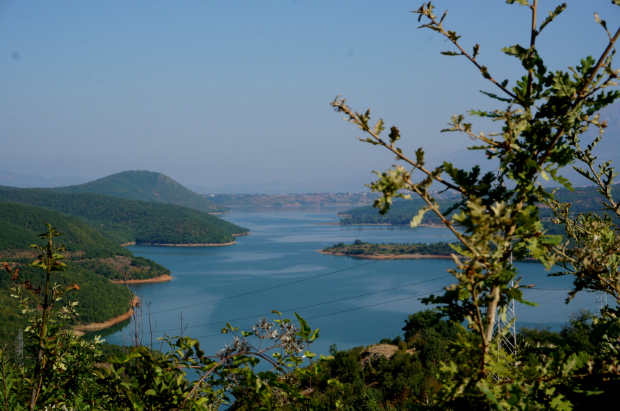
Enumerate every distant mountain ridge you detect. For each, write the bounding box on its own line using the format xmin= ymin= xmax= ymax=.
xmin=52 ymin=170 xmax=228 ymax=214
xmin=0 ymin=169 xmax=87 ymax=188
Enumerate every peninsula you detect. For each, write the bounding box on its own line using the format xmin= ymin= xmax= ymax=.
xmin=320 ymin=240 xmax=456 ymax=259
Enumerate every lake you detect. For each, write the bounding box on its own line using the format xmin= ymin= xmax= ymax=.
xmin=100 ymin=206 xmax=595 ymax=357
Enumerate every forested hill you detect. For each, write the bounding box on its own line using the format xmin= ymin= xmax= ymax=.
xmin=340 ymin=198 xmax=457 ymax=226
xmin=322 ymin=240 xmax=455 ymax=257
xmin=0 ymin=189 xmax=249 ymax=245
xmin=51 ymin=170 xmax=229 ymax=214
xmin=340 ymin=184 xmax=620 ymax=231
xmin=0 ymin=202 xmax=171 ymax=341
xmin=0 ymin=202 xmax=170 ymax=281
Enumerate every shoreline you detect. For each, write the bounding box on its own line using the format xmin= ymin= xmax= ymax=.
xmin=318 ymin=250 xmax=453 ymax=260
xmin=138 ymin=241 xmax=236 ymax=246
xmin=220 ymin=204 xmax=375 ymax=208
xmin=122 ymin=241 xmax=236 ymax=247
xmin=120 ymin=233 xmax=249 ymax=247
xmin=73 ymin=295 xmax=140 ymax=332
xmin=110 ymin=274 xmax=173 ymax=284
xmin=336 ymin=223 xmax=448 ymax=228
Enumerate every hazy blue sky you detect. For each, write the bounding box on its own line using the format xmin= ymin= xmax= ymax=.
xmin=2 ymin=1 xmax=619 ymax=192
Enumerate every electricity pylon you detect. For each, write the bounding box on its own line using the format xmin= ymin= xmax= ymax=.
xmin=15 ymin=329 xmax=23 ymax=368
xmin=492 ymin=252 xmax=517 ymax=356
xmin=491 ymin=171 xmax=516 ymax=356
xmin=596 ymin=291 xmax=608 ymax=312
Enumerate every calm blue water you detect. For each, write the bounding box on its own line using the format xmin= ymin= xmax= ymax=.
xmin=101 ymin=206 xmax=595 ymax=357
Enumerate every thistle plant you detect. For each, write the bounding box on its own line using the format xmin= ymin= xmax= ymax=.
xmin=332 ymin=0 xmax=620 ymax=408
xmin=94 ymin=311 xmax=322 ymax=410
xmin=5 ymin=223 xmax=82 ymax=410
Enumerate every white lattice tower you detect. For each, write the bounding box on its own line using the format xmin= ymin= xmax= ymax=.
xmin=596 ymin=291 xmax=608 ymax=312
xmin=490 ymin=170 xmax=517 ymax=355
xmin=493 ymin=279 xmax=517 ymax=356
xmin=15 ymin=329 xmax=23 ymax=368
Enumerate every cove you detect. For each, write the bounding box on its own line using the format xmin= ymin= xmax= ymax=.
xmin=101 ymin=206 xmax=594 ymax=358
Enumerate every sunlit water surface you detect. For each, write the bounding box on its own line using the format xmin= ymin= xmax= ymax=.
xmin=99 ymin=206 xmax=594 ymax=357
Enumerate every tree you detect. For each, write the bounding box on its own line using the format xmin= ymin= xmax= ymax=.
xmin=332 ymin=0 xmax=620 ymax=408
xmin=1 ymin=225 xmax=325 ymax=410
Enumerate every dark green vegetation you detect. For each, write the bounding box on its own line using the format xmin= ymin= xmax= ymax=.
xmin=52 ymin=170 xmax=229 ymax=214
xmin=0 ymin=202 xmax=170 ymax=280
xmin=0 ymin=188 xmax=248 ymax=245
xmin=328 ymin=0 xmax=620 ymax=407
xmin=1 ymin=263 xmax=132 ymax=335
xmin=0 ymin=227 xmax=323 ymax=410
xmin=0 ymin=203 xmax=171 ymax=341
xmin=340 ymin=198 xmax=457 ymax=226
xmin=323 ymin=239 xmax=455 ymax=257
xmin=341 ymin=185 xmax=620 ymax=238
xmin=207 ymin=192 xmax=380 ymax=207
xmin=296 ymin=309 xmax=613 ymax=410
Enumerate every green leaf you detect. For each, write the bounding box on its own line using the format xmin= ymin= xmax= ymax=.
xmin=501 ymin=44 xmax=528 ymax=60
xmin=480 ymin=90 xmax=513 ymax=103
xmin=388 ymin=126 xmax=400 ymax=145
xmin=144 ymin=389 xmax=157 ymax=396
xmin=480 ymin=66 xmax=491 ymax=79
xmin=594 ymin=12 xmax=611 ymax=38
xmin=440 ymin=51 xmax=460 ymax=56
xmin=539 ymin=4 xmax=567 ymax=33
xmin=373 ymin=118 xmax=385 ymax=135
xmin=295 ymin=312 xmax=311 ymax=338
xmin=309 ymin=328 xmax=320 ymax=342
xmin=410 ymin=206 xmax=429 ymax=228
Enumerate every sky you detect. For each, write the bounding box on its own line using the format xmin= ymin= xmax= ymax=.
xmin=1 ymin=0 xmax=620 ymax=193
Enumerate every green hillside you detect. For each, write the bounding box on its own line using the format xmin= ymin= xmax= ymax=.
xmin=340 ymin=185 xmax=620 ymax=235
xmin=0 ymin=203 xmax=172 ymax=341
xmin=0 ymin=189 xmax=249 ymax=245
xmin=0 ymin=202 xmax=170 ymax=281
xmin=53 ymin=170 xmax=229 ymax=214
xmin=323 ymin=240 xmax=456 ymax=257
xmin=340 ymin=198 xmax=457 ymax=226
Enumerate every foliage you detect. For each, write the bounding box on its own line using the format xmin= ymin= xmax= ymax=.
xmin=323 ymin=240 xmax=456 ymax=257
xmin=0 ymin=226 xmax=328 ymax=410
xmin=299 ymin=311 xmax=465 ymax=410
xmin=331 ymin=1 xmax=620 ymax=408
xmin=51 ymin=170 xmax=229 ymax=214
xmin=0 ymin=202 xmax=132 ymax=260
xmin=0 ymin=189 xmax=248 ymax=245
xmin=340 ymin=198 xmax=458 ymax=226
xmin=340 ymin=185 xmax=620 ymax=239
xmin=0 ymin=201 xmax=169 ymax=342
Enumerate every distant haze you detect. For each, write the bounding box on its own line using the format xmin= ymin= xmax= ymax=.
xmin=2 ymin=1 xmax=620 ymax=192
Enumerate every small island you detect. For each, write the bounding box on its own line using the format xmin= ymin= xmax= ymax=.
xmin=320 ymin=239 xmax=456 ymax=260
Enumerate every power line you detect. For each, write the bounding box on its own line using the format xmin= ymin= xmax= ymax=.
xmin=528 ymin=302 xmax=596 ymax=328
xmin=150 ymin=259 xmax=389 ymax=315
xmin=171 ymin=300 xmax=426 ymax=352
xmin=164 ymin=287 xmax=568 ymax=340
xmin=149 ymin=288 xmax=587 ymax=354
xmin=185 ymin=289 xmax=444 ymax=341
xmin=138 ymin=221 xmax=323 ymax=270
xmin=150 ymin=275 xmax=453 ymax=334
